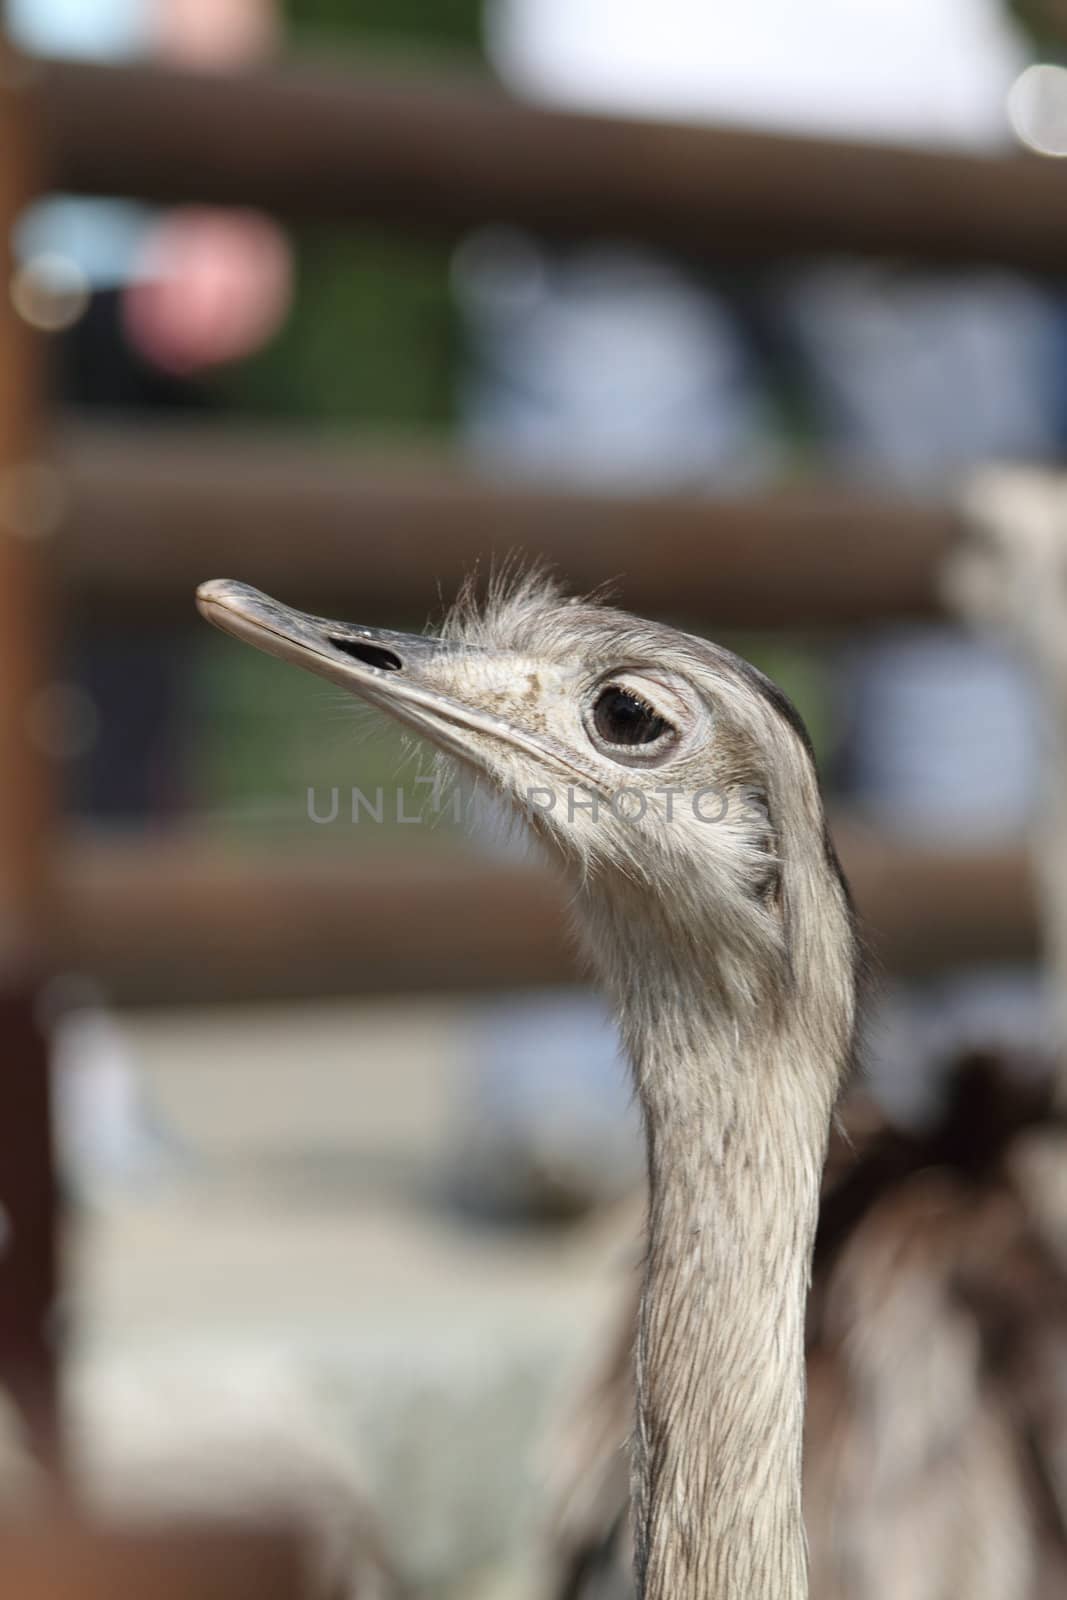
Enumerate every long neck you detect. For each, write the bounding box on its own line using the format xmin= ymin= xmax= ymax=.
xmin=632 ymin=1015 xmax=832 ymax=1600
xmin=576 ymin=872 xmax=852 ymax=1600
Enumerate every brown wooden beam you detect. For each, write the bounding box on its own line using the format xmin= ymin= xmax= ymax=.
xmin=1 ymin=60 xmax=54 ymax=960
xmin=57 ymin=834 xmax=574 ymax=1007
xmin=54 ymin=422 xmax=957 ymax=629
xmin=30 ymin=54 xmax=1067 ymax=273
xmin=0 ymin=43 xmax=61 ymax=1476
xmin=0 ymin=983 xmax=58 ymax=1472
xmin=55 ymin=826 xmax=1035 ymax=1008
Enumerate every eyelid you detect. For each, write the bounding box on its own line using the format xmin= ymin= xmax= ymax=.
xmin=601 ymin=697 xmax=668 ymax=732
xmin=599 ymin=727 xmax=673 ymax=752
xmin=592 ymin=729 xmax=680 ymax=767
xmin=593 ymin=671 xmax=688 ymax=726
xmin=601 ymin=684 xmax=663 ymax=723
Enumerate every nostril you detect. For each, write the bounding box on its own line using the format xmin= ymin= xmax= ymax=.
xmin=329 ymin=637 xmax=402 ymax=671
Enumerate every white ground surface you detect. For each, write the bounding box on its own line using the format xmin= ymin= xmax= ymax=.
xmin=63 ymin=999 xmax=635 ymax=1597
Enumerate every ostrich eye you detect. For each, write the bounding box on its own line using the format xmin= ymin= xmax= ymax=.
xmin=592 ymin=686 xmax=671 ymax=747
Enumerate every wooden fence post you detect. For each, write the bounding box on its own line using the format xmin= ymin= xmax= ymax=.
xmin=0 ymin=37 xmax=61 ymax=1476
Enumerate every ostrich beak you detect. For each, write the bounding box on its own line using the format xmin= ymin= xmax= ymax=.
xmin=195 ymin=579 xmax=575 ymax=775
xmin=196 ymin=579 xmax=445 ymax=690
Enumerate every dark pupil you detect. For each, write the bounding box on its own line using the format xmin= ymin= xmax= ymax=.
xmin=594 ymin=687 xmax=669 ymax=747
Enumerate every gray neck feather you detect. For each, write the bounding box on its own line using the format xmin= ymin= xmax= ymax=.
xmin=632 ymin=1020 xmax=830 ymax=1600
xmin=574 ymin=856 xmax=851 ymax=1600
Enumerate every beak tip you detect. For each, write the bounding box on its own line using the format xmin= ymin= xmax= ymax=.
xmin=196 ymin=578 xmax=252 ymax=625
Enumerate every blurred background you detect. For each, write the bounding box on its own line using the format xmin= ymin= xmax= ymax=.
xmin=4 ymin=0 xmax=1067 ymax=1595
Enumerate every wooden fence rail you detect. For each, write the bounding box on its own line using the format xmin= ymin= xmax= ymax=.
xmin=57 ymin=826 xmax=1035 ymax=1006
xmin=54 ymin=422 xmax=958 ymax=627
xmin=28 ymin=55 xmax=1067 ymax=272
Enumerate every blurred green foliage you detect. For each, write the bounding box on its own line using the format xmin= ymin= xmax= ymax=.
xmin=219 ymin=229 xmax=458 ymax=428
xmin=218 ymin=0 xmax=488 ymax=427
xmin=283 ymin=0 xmax=482 ymax=56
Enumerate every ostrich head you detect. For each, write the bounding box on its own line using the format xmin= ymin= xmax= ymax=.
xmin=198 ymin=568 xmax=860 ymax=1600
xmin=196 ymin=570 xmax=854 ymax=1049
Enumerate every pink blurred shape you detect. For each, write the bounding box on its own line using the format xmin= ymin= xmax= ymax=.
xmin=122 ymin=207 xmax=293 ymax=376
xmin=151 ymin=0 xmax=280 ymax=68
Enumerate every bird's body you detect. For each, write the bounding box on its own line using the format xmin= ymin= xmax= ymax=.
xmin=197 ymin=570 xmax=1063 ymax=1598
xmin=806 ymin=1058 xmax=1067 ymax=1600
xmin=549 ymin=1054 xmax=1067 ymax=1600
